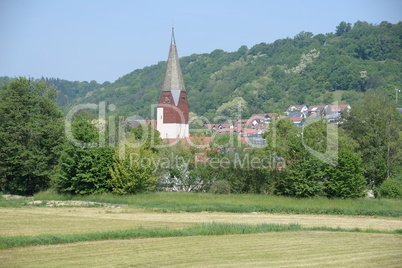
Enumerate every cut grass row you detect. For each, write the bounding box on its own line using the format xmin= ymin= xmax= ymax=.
xmin=1 ymin=222 xmax=401 ymax=249
xmin=29 ymin=191 xmax=402 ymax=217
xmin=3 ymin=207 xmax=401 ymax=237
xmin=2 ymin=232 xmax=401 ymax=268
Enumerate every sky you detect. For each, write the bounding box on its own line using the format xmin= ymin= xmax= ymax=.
xmin=1 ymin=0 xmax=401 ymax=83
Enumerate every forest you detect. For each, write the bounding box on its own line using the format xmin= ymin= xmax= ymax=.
xmin=0 ymin=21 xmax=401 ymax=198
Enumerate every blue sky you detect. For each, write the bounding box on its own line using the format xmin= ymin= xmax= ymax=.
xmin=1 ymin=0 xmax=401 ymax=83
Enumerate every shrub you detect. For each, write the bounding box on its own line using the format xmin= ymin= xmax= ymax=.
xmin=375 ymin=178 xmax=402 ymax=198
xmin=209 ymin=180 xmax=231 ymax=194
xmin=109 ymin=144 xmax=158 ymax=195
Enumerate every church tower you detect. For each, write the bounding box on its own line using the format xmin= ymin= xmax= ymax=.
xmin=157 ymin=28 xmax=189 ymax=139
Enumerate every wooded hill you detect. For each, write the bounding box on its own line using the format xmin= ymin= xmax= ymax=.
xmin=3 ymin=21 xmax=402 ymax=118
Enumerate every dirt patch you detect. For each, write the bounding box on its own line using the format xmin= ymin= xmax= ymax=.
xmin=2 ymin=194 xmax=30 ymax=200
xmin=27 ymin=200 xmax=127 ymax=208
xmin=1 ymin=194 xmax=126 ymax=208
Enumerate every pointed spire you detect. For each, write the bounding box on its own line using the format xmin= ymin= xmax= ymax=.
xmin=162 ymin=27 xmax=186 ymax=91
xmin=171 ymin=27 xmax=176 ymax=45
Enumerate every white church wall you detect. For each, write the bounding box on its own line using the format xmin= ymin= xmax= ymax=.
xmin=157 ymin=107 xmax=189 ymax=139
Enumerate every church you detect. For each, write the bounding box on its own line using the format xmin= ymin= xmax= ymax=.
xmin=156 ymin=28 xmax=190 ymax=139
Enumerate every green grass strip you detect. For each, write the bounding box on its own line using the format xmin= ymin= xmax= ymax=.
xmin=31 ymin=192 xmax=402 ymax=217
xmin=0 ymin=223 xmax=400 ymax=250
xmin=137 ymin=202 xmax=402 ymax=217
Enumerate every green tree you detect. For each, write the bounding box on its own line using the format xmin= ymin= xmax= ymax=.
xmin=342 ymin=93 xmax=402 ymax=186
xmin=341 ymin=91 xmax=363 ymax=105
xmin=274 ymin=137 xmax=326 ymax=197
xmin=109 ymin=143 xmax=158 ymax=194
xmin=336 ymin=21 xmax=352 ymax=36
xmin=322 ymin=92 xmax=334 ymax=104
xmin=129 ymin=124 xmax=162 ymax=152
xmin=0 ymin=78 xmax=64 ymax=195
xmin=211 ymin=133 xmax=243 ymax=149
xmin=263 ymin=118 xmax=323 ymax=197
xmin=53 ymin=115 xmax=114 ymax=194
xmin=216 ymin=97 xmax=249 ymax=119
xmin=324 ymin=149 xmax=366 ymax=198
xmin=265 ymin=118 xmax=365 ymax=198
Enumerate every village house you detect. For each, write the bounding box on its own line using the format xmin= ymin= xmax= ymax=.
xmin=307 ymin=105 xmax=328 ymax=116
xmin=328 ymin=104 xmax=351 ymax=114
xmin=286 ymin=105 xmax=308 ymax=115
xmin=249 ymin=113 xmax=279 ymax=125
xmin=324 ymin=104 xmax=351 ymax=123
xmin=288 ymin=116 xmax=305 ymax=128
xmin=202 ymin=102 xmax=351 ymax=143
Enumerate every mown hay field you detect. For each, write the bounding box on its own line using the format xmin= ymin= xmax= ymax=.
xmin=1 ymin=207 xmax=402 ymax=237
xmin=0 ymin=205 xmax=401 ymax=267
xmin=0 ymin=231 xmax=401 ymax=267
xmin=1 ymin=193 xmax=401 ymax=267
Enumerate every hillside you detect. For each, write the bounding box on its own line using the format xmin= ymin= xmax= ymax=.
xmin=0 ymin=76 xmax=107 ymax=112
xmin=3 ymin=21 xmax=402 ymax=119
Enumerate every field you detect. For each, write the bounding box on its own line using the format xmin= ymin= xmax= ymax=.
xmin=0 ymin=193 xmax=401 ymax=267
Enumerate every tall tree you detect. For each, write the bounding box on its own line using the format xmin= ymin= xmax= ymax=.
xmin=342 ymin=93 xmax=402 ymax=186
xmin=0 ymin=77 xmax=64 ymax=195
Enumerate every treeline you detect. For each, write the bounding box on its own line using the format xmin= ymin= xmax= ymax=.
xmin=78 ymin=21 xmax=402 ymax=120
xmin=0 ymin=76 xmax=108 ymax=110
xmin=41 ymin=78 xmax=109 ymax=108
xmin=1 ymin=78 xmax=401 ymax=198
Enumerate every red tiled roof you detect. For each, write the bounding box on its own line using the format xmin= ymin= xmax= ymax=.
xmin=289 ymin=117 xmax=304 ymax=122
xmin=240 ymin=128 xmax=257 ymax=133
xmin=329 ymin=104 xmax=350 ymax=111
xmin=241 ymin=130 xmax=258 ymax=135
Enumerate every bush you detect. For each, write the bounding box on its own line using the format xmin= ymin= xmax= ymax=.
xmin=375 ymin=178 xmax=402 ymax=198
xmin=209 ymin=180 xmax=231 ymax=194
xmin=109 ymin=144 xmax=158 ymax=195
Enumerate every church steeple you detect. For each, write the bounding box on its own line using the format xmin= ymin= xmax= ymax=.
xmin=162 ymin=27 xmax=186 ymax=92
xmin=156 ymin=28 xmax=190 ymax=139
